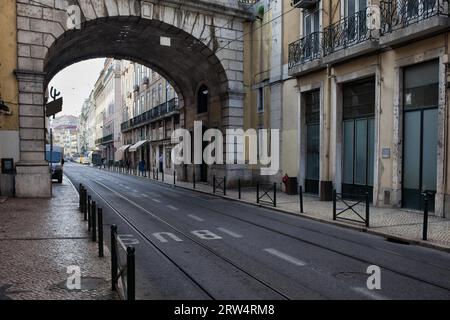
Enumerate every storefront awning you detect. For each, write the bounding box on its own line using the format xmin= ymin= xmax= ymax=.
xmin=115 ymin=145 xmax=131 ymax=161
xmin=129 ymin=140 xmax=149 ymax=152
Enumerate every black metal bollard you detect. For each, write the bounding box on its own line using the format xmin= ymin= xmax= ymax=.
xmin=173 ymin=170 xmax=176 ymax=185
xmin=273 ymin=183 xmax=277 ymax=207
xmin=162 ymin=170 xmax=164 ymax=182
xmin=238 ymin=179 xmax=241 ymax=199
xmin=79 ymin=184 xmax=83 ymax=211
xmin=256 ymin=181 xmax=260 ymax=204
xmin=423 ymin=193 xmax=429 ymax=241
xmin=193 ymin=172 xmax=196 ymax=189
xmin=83 ymin=190 xmax=88 ymax=221
xmin=213 ymin=175 xmax=216 ymax=194
xmin=299 ymin=185 xmax=304 ymax=214
xmin=127 ymin=246 xmax=136 ymax=301
xmin=366 ymin=192 xmax=370 ymax=228
xmin=98 ymin=208 xmax=104 ymax=258
xmin=88 ymin=196 xmax=92 ymax=230
xmin=224 ymin=177 xmax=227 ymax=196
xmin=92 ymin=201 xmax=97 ymax=242
xmin=332 ymin=190 xmax=337 ymax=221
xmin=111 ymin=225 xmax=118 ymax=291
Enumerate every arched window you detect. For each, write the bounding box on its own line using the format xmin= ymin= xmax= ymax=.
xmin=197 ymin=85 xmax=209 ymax=114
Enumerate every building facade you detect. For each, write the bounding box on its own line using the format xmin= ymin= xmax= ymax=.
xmin=0 ymin=0 xmax=20 ymax=196
xmin=120 ymin=62 xmax=179 ymax=172
xmin=282 ymin=0 xmax=450 ymax=217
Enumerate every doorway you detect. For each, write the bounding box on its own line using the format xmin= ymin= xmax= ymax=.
xmin=342 ymin=77 xmax=375 ymax=198
xmin=304 ymin=90 xmax=320 ymax=194
xmin=402 ymin=60 xmax=439 ymax=211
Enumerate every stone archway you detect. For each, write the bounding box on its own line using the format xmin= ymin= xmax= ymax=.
xmin=15 ymin=0 xmax=249 ymax=197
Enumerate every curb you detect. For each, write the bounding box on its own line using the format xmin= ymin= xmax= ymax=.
xmin=100 ymin=168 xmax=450 ymax=254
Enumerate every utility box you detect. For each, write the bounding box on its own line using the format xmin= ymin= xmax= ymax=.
xmin=0 ymin=159 xmax=15 ymax=197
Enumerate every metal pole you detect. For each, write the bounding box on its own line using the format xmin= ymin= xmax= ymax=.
xmin=111 ymin=225 xmax=118 ymax=291
xmin=256 ymin=181 xmax=260 ymax=204
xmin=333 ymin=190 xmax=337 ymax=221
xmin=127 ymin=246 xmax=136 ymax=300
xmin=366 ymin=192 xmax=370 ymax=228
xmin=83 ymin=190 xmax=88 ymax=221
xmin=213 ymin=175 xmax=216 ymax=194
xmin=423 ymin=192 xmax=429 ymax=241
xmin=224 ymin=177 xmax=227 ymax=196
xmin=98 ymin=208 xmax=104 ymax=258
xmin=92 ymin=201 xmax=97 ymax=242
xmin=273 ymin=183 xmax=277 ymax=207
xmin=88 ymin=196 xmax=92 ymax=230
xmin=173 ymin=170 xmax=176 ymax=185
xmin=162 ymin=170 xmax=164 ymax=182
xmin=238 ymin=179 xmax=241 ymax=199
xmin=300 ymin=185 xmax=304 ymax=214
xmin=79 ymin=184 xmax=83 ymax=211
xmin=193 ymin=171 xmax=196 ymax=189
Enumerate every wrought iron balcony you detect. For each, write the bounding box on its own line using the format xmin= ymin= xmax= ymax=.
xmin=95 ymin=134 xmax=114 ymax=145
xmin=291 ymin=0 xmax=319 ymax=9
xmin=381 ymin=0 xmax=449 ymax=35
xmin=120 ymin=98 xmax=179 ymax=133
xmin=289 ymin=32 xmax=322 ymax=69
xmin=323 ymin=9 xmax=372 ymax=55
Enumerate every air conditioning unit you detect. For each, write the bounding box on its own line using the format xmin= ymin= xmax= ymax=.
xmin=291 ymin=0 xmax=319 ymax=9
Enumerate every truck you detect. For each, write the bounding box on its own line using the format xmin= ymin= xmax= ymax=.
xmin=45 ymin=145 xmax=65 ymax=183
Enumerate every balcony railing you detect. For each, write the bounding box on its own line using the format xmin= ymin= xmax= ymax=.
xmin=95 ymin=134 xmax=114 ymax=145
xmin=289 ymin=32 xmax=322 ymax=69
xmin=381 ymin=0 xmax=448 ymax=35
xmin=323 ymin=9 xmax=372 ymax=55
xmin=120 ymin=98 xmax=179 ymax=133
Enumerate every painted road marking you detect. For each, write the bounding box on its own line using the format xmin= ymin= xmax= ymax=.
xmin=167 ymin=205 xmax=179 ymax=211
xmin=191 ymin=230 xmax=222 ymax=240
xmin=132 ymin=190 xmax=139 ymax=193
xmin=217 ymin=227 xmax=243 ymax=238
xmin=141 ymin=194 xmax=149 ymax=198
xmin=263 ymin=248 xmax=306 ymax=266
xmin=153 ymin=232 xmax=183 ymax=243
xmin=152 ymin=199 xmax=161 ymax=203
xmin=118 ymin=235 xmax=140 ymax=247
xmin=352 ymin=287 xmax=387 ymax=300
xmin=188 ymin=214 xmax=204 ymax=222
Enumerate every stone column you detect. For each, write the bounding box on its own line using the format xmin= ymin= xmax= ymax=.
xmin=14 ymin=70 xmax=51 ymax=198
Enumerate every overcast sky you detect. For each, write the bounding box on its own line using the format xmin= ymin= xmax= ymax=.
xmin=47 ymin=58 xmax=106 ymax=117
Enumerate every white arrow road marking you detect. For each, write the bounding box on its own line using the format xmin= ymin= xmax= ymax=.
xmin=167 ymin=205 xmax=179 ymax=211
xmin=187 ymin=214 xmax=204 ymax=222
xmin=152 ymin=199 xmax=161 ymax=203
xmin=263 ymin=248 xmax=306 ymax=266
xmin=118 ymin=235 xmax=140 ymax=247
xmin=191 ymin=230 xmax=222 ymax=240
xmin=352 ymin=287 xmax=387 ymax=300
xmin=153 ymin=232 xmax=183 ymax=243
xmin=217 ymin=227 xmax=243 ymax=238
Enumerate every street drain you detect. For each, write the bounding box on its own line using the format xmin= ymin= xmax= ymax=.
xmin=386 ymin=237 xmax=410 ymax=245
xmin=55 ymin=277 xmax=107 ymax=291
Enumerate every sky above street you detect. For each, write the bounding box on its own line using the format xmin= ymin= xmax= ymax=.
xmin=48 ymin=58 xmax=105 ymax=117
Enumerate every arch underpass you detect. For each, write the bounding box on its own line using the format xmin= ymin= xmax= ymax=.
xmin=14 ymin=0 xmax=251 ymax=197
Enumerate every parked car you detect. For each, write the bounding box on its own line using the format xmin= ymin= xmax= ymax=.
xmin=45 ymin=145 xmax=65 ymax=183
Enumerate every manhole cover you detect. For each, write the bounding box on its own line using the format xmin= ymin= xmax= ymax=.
xmin=55 ymin=277 xmax=107 ymax=291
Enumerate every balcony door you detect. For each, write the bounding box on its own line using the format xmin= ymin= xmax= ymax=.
xmin=345 ymin=0 xmax=367 ymax=42
xmin=303 ymin=7 xmax=320 ymax=61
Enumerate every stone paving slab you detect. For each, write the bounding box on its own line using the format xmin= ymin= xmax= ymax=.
xmin=0 ymin=179 xmax=115 ymax=300
xmin=109 ymin=168 xmax=450 ymax=251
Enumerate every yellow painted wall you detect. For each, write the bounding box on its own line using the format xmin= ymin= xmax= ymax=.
xmin=0 ymin=0 xmax=19 ymax=131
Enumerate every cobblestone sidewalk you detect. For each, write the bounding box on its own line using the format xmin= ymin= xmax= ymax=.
xmin=114 ymin=167 xmax=450 ymax=252
xmin=0 ymin=178 xmax=115 ymax=300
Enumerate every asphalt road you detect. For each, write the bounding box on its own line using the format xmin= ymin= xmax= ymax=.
xmin=64 ymin=163 xmax=450 ymax=300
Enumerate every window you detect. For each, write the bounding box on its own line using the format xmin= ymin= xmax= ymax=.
xmin=158 ymin=83 xmax=163 ymax=104
xmin=257 ymin=87 xmax=264 ymax=113
xmin=197 ymin=85 xmax=209 ymax=114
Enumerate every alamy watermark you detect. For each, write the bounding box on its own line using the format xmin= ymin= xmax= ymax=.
xmin=171 ymin=121 xmax=279 ymax=176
